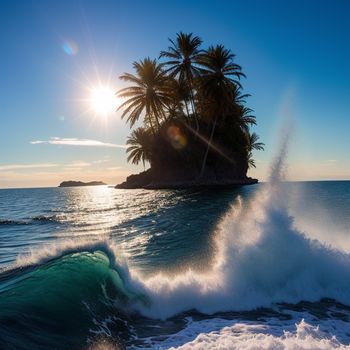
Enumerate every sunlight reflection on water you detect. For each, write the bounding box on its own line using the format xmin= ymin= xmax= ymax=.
xmin=1 ymin=182 xmax=350 ymax=273
xmin=0 ymin=185 xmax=251 ymax=271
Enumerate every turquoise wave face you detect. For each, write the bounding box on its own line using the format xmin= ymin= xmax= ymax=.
xmin=0 ymin=250 xmax=145 ymax=349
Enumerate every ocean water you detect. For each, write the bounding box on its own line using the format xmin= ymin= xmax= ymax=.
xmin=1 ymin=175 xmax=350 ymax=348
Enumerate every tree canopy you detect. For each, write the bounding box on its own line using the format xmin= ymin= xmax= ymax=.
xmin=118 ymin=32 xmax=264 ymax=176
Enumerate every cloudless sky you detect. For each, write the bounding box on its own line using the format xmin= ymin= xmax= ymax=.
xmin=0 ymin=0 xmax=349 ymax=188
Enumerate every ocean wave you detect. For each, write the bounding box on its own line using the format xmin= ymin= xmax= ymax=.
xmin=31 ymin=214 xmax=64 ymax=223
xmin=0 ymin=219 xmax=29 ymax=225
xmin=0 ymin=215 xmax=65 ymax=226
xmin=0 ymin=246 xmax=146 ymax=349
xmin=2 ymin=177 xmax=350 ymax=348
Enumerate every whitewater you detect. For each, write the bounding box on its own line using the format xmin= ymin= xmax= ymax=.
xmin=1 ymin=142 xmax=350 ymax=348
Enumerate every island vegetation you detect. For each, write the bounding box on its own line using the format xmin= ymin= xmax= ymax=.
xmin=59 ymin=181 xmax=106 ymax=187
xmin=116 ymin=32 xmax=264 ymax=189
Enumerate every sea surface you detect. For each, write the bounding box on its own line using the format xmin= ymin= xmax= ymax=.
xmin=1 ymin=177 xmax=350 ymax=349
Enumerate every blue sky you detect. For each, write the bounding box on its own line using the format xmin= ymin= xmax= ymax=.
xmin=0 ymin=0 xmax=349 ymax=188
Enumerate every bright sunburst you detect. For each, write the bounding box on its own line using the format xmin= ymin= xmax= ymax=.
xmin=89 ymin=86 xmax=117 ymax=115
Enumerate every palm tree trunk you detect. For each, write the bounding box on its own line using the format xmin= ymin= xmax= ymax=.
xmin=188 ymin=83 xmax=199 ymax=133
xmin=200 ymin=115 xmax=218 ymax=177
xmin=189 ymin=92 xmax=199 ymax=132
xmin=185 ymin=101 xmax=190 ymax=116
xmin=184 ymin=101 xmax=192 ymax=125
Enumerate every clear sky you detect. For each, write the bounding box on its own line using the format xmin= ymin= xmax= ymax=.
xmin=1 ymin=0 xmax=349 ymax=188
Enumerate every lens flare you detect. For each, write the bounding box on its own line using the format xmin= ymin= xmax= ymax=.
xmin=62 ymin=40 xmax=78 ymax=56
xmin=167 ymin=126 xmax=187 ymax=150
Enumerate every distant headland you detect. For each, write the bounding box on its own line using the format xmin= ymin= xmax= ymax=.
xmin=115 ymin=32 xmax=263 ymax=189
xmin=59 ymin=181 xmax=106 ymax=187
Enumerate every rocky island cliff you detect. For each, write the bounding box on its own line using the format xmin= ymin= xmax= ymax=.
xmin=116 ymin=120 xmax=258 ymax=189
xmin=116 ymin=170 xmax=257 ymax=189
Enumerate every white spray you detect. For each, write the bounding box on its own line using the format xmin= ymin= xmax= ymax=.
xmin=129 ymin=132 xmax=350 ymax=319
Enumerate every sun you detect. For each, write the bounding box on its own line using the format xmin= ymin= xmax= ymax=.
xmin=90 ymin=86 xmax=118 ymax=115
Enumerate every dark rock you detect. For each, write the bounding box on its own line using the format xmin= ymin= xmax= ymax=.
xmin=115 ymin=170 xmax=152 ymax=189
xmin=115 ymin=167 xmax=257 ymax=190
xmin=115 ymin=120 xmax=259 ymax=190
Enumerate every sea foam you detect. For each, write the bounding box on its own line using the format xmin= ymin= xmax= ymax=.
xmin=136 ymin=318 xmax=350 ymax=350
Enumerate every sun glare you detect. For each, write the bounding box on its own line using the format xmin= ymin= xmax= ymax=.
xmin=90 ymin=86 xmax=117 ymax=115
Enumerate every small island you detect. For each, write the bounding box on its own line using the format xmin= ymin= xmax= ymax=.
xmin=59 ymin=181 xmax=106 ymax=187
xmin=116 ymin=32 xmax=264 ymax=189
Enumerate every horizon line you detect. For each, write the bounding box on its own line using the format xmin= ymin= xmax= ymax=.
xmin=1 ymin=178 xmax=350 ymax=190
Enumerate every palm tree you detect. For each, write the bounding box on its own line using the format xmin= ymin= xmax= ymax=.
xmin=197 ymin=45 xmax=245 ymax=176
xmin=160 ymin=32 xmax=202 ymax=122
xmin=246 ymin=132 xmax=264 ymax=151
xmin=126 ymin=127 xmax=153 ymax=169
xmin=246 ymin=132 xmax=264 ymax=169
xmin=236 ymin=105 xmax=256 ymax=134
xmin=164 ymin=78 xmax=189 ymax=121
xmin=247 ymin=152 xmax=256 ymax=168
xmin=197 ymin=45 xmax=245 ymax=116
xmin=117 ymin=58 xmax=172 ymax=133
